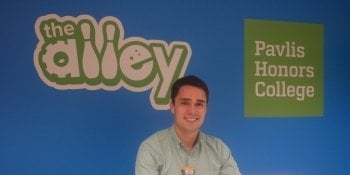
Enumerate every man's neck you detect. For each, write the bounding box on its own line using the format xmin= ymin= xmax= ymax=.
xmin=174 ymin=127 xmax=199 ymax=151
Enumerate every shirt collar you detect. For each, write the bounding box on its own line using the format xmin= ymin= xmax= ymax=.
xmin=169 ymin=126 xmax=203 ymax=149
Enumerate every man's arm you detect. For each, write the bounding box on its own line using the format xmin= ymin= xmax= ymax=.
xmin=220 ymin=151 xmax=241 ymax=175
xmin=135 ymin=142 xmax=160 ymax=175
xmin=219 ymin=141 xmax=241 ymax=175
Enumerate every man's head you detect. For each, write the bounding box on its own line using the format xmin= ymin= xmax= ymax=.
xmin=170 ymin=75 xmax=209 ymax=136
xmin=171 ymin=75 xmax=209 ymax=105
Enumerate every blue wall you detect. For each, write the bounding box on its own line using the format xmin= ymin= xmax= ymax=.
xmin=1 ymin=0 xmax=349 ymax=174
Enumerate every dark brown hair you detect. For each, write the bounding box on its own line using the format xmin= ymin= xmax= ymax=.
xmin=171 ymin=75 xmax=209 ymax=104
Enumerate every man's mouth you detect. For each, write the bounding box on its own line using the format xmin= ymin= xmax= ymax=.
xmin=185 ymin=116 xmax=198 ymax=122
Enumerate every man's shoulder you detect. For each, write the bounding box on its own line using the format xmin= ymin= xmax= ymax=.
xmin=201 ymin=132 xmax=223 ymax=143
xmin=141 ymin=127 xmax=172 ymax=146
xmin=200 ymin=132 xmax=230 ymax=151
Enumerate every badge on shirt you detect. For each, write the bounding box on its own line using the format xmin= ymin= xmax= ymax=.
xmin=181 ymin=166 xmax=195 ymax=175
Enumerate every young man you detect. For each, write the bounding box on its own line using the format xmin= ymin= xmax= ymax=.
xmin=135 ymin=75 xmax=241 ymax=175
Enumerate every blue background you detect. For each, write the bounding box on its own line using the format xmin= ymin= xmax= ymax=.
xmin=1 ymin=0 xmax=350 ymax=174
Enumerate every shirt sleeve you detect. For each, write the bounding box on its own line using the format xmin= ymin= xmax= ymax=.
xmin=219 ymin=141 xmax=241 ymax=175
xmin=135 ymin=141 xmax=161 ymax=175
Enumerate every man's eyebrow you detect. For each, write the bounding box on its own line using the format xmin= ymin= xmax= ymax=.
xmin=196 ymin=99 xmax=206 ymax=104
xmin=179 ymin=98 xmax=206 ymax=103
xmin=178 ymin=98 xmax=206 ymax=103
xmin=178 ymin=98 xmax=191 ymax=101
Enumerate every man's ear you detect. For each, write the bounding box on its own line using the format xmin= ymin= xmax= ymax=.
xmin=170 ymin=101 xmax=175 ymax=114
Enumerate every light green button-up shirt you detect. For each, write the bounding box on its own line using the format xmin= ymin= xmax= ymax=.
xmin=135 ymin=126 xmax=241 ymax=175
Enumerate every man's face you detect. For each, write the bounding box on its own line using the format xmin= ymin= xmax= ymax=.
xmin=170 ymin=85 xmax=207 ymax=135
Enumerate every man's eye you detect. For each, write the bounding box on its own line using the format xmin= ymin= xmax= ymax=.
xmin=181 ymin=101 xmax=189 ymax=105
xmin=196 ymin=103 xmax=204 ymax=107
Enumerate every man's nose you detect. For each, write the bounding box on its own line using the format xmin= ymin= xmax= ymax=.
xmin=187 ymin=103 xmax=196 ymax=114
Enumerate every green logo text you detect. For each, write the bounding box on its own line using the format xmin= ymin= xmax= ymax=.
xmin=34 ymin=14 xmax=191 ymax=110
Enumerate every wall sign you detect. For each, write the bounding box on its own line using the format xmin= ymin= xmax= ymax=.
xmin=34 ymin=14 xmax=192 ymax=110
xmin=244 ymin=19 xmax=324 ymax=116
